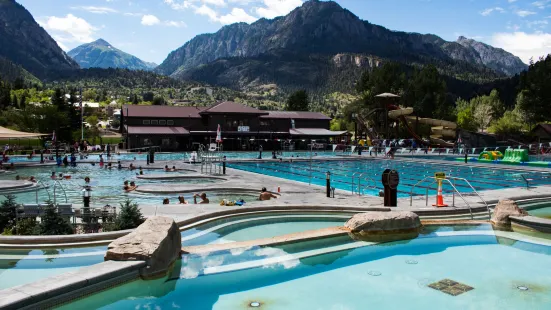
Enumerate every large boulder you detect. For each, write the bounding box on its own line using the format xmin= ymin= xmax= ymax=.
xmin=491 ymin=199 xmax=528 ymax=230
xmin=105 ymin=216 xmax=181 ymax=278
xmin=345 ymin=211 xmax=421 ymax=242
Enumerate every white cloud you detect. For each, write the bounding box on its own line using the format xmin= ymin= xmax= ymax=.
xmin=491 ymin=32 xmax=551 ymax=63
xmin=532 ymin=0 xmax=551 ymax=9
xmin=508 ymin=0 xmax=517 ymax=2
xmin=195 ymin=4 xmax=219 ymax=22
xmin=229 ymin=0 xmax=256 ymax=4
xmin=164 ymin=0 xmax=193 ymax=10
xmin=165 ymin=20 xmax=188 ymax=27
xmin=39 ymin=14 xmax=97 ymax=43
xmin=516 ymin=10 xmax=537 ymax=17
xmin=204 ymin=0 xmax=227 ymax=7
xmin=141 ymin=14 xmax=160 ymax=25
xmin=255 ymin=0 xmax=302 ymax=19
xmin=219 ymin=8 xmax=257 ymax=24
xmin=70 ymin=6 xmax=118 ymax=14
xmin=480 ymin=7 xmax=505 ymax=16
xmin=526 ymin=19 xmax=548 ymax=28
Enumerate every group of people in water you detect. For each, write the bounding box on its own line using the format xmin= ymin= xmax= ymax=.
xmin=163 ymin=192 xmax=210 ymax=205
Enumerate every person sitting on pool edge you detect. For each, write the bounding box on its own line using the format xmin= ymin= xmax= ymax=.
xmin=178 ymin=196 xmax=188 ymax=204
xmin=259 ymin=187 xmax=278 ymax=201
xmin=193 ymin=192 xmax=209 ymax=204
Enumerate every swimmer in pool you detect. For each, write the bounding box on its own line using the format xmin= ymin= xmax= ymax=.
xmin=193 ymin=193 xmax=209 ymax=204
xmin=259 ymin=187 xmax=278 ymax=201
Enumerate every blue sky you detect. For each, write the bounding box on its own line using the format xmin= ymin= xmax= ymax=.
xmin=18 ymin=0 xmax=551 ymax=64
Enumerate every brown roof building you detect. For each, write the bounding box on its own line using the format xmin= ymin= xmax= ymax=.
xmin=121 ymin=102 xmax=347 ymax=151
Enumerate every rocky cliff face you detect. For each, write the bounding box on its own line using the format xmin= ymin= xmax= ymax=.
xmin=68 ymin=39 xmax=157 ymax=71
xmin=156 ymin=0 xmax=526 ymax=80
xmin=456 ymin=36 xmax=527 ymax=76
xmin=0 ymin=0 xmax=79 ymax=78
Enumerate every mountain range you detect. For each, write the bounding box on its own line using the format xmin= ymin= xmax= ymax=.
xmin=0 ymin=0 xmax=78 ymax=79
xmin=68 ymin=39 xmax=157 ymax=71
xmin=0 ymin=0 xmax=529 ymax=96
xmin=156 ymin=0 xmax=526 ymax=91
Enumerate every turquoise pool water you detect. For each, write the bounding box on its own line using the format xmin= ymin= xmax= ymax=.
xmin=5 ymin=151 xmax=336 ymax=163
xmin=228 ymin=159 xmax=551 ymax=197
xmin=0 ymin=166 xmax=223 ymax=205
xmin=0 ymin=246 xmax=107 ymax=289
xmin=60 ymin=226 xmax=551 ymax=309
xmin=519 ymin=201 xmax=551 ymax=220
xmin=181 ymin=214 xmax=349 ymax=246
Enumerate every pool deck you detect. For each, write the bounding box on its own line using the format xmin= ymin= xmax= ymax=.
xmin=2 ymin=155 xmax=551 ymax=224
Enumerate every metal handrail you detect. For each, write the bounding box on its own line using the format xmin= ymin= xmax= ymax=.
xmin=52 ymin=180 xmax=68 ymax=204
xmin=409 ymin=176 xmax=487 ymax=220
xmin=35 ymin=180 xmax=51 ymax=204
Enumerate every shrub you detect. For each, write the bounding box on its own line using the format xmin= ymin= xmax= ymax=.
xmin=115 ymin=199 xmax=144 ymax=230
xmin=0 ymin=195 xmax=19 ymax=232
xmin=39 ymin=202 xmax=74 ymax=235
xmin=15 ymin=218 xmax=39 ymax=235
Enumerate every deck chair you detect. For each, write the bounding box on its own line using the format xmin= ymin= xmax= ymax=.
xmin=57 ymin=204 xmax=74 ymax=222
xmin=208 ymin=143 xmax=218 ymax=152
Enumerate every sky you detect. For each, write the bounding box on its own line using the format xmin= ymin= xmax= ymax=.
xmin=17 ymin=0 xmax=551 ymax=65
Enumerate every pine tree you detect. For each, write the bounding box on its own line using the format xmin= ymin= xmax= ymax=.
xmin=11 ymin=94 xmax=17 ymax=107
xmin=19 ymin=95 xmax=26 ymax=109
xmin=286 ymin=90 xmax=309 ymax=111
xmin=39 ymin=202 xmax=74 ymax=235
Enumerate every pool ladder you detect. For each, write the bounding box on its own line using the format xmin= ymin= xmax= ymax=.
xmin=351 ymin=172 xmax=377 ymax=196
xmin=408 ymin=176 xmax=490 ymax=220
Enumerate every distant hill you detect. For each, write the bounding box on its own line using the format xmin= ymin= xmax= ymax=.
xmin=68 ymin=39 xmax=157 ymax=71
xmin=0 ymin=55 xmax=41 ymax=85
xmin=0 ymin=0 xmax=79 ymax=79
xmin=156 ymin=0 xmax=526 ymax=93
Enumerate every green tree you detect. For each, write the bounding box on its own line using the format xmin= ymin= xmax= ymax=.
xmin=455 ymin=98 xmax=478 ymax=131
xmin=286 ymin=90 xmax=309 ymax=111
xmin=405 ymin=65 xmax=450 ymax=119
xmin=19 ymin=95 xmax=26 ymax=109
xmin=39 ymin=202 xmax=74 ymax=235
xmin=0 ymin=195 xmax=18 ymax=233
xmin=489 ymin=110 xmax=523 ymax=135
xmin=116 ymin=199 xmax=144 ymax=230
xmin=152 ymin=96 xmax=165 ymax=105
xmin=11 ymin=94 xmax=18 ymax=107
xmin=85 ymin=115 xmax=101 ymax=144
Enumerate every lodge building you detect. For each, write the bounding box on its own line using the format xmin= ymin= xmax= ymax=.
xmin=121 ymin=101 xmax=348 ymax=151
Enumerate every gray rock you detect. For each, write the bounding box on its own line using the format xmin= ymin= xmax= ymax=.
xmin=345 ymin=211 xmax=421 ymax=242
xmin=491 ymin=199 xmax=528 ymax=230
xmin=105 ymin=216 xmax=181 ymax=278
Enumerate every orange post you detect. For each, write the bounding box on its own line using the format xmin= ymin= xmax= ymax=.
xmin=278 ymin=186 xmax=281 ymax=193
xmin=432 ymin=179 xmax=448 ymax=207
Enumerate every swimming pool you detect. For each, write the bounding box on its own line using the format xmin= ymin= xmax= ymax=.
xmin=5 ymin=151 xmax=337 ymax=163
xmin=227 ymin=159 xmax=551 ymax=197
xmin=59 ymin=225 xmax=551 ymax=309
xmin=519 ymin=201 xmax=551 ymax=220
xmin=0 ymin=166 xmax=222 ymax=205
xmin=181 ymin=212 xmax=349 ymax=246
xmin=0 ymin=245 xmax=107 ymax=289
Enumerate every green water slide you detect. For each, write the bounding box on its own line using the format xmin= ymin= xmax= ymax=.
xmin=502 ymin=149 xmax=529 ymax=163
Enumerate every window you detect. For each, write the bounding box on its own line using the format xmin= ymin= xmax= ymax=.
xmin=159 ymin=120 xmax=166 ymax=125
xmin=167 ymin=120 xmax=174 ymax=125
xmin=143 ymin=120 xmax=150 ymax=125
xmin=151 ymin=120 xmax=158 ymax=125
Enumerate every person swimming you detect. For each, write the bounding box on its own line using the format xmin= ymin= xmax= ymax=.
xmin=172 ymin=166 xmax=176 ymax=171
xmin=164 ymin=165 xmax=170 ymax=171
xmin=163 ymin=198 xmax=170 ymax=204
xmin=178 ymin=196 xmax=188 ymax=204
xmin=117 ymin=161 xmax=122 ymax=169
xmin=50 ymin=171 xmax=57 ymax=180
xmin=193 ymin=193 xmax=209 ymax=204
xmin=123 ymin=180 xmax=130 ymax=191
xmin=129 ymin=163 xmax=135 ymax=170
xmin=139 ymin=167 xmax=144 ymax=175
xmin=259 ymin=187 xmax=278 ymax=201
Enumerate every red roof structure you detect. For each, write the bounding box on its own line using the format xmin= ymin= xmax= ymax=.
xmin=126 ymin=126 xmax=190 ymax=135
xmin=123 ymin=105 xmax=204 ymax=118
xmin=199 ymin=101 xmax=268 ymax=115
xmin=262 ymin=111 xmax=331 ymax=120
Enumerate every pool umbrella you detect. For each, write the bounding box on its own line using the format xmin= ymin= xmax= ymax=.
xmin=216 ymin=124 xmax=222 ymax=143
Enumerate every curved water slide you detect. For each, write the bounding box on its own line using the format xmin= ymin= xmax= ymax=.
xmin=387 ymin=106 xmax=457 ymax=147
xmin=387 ymin=105 xmax=429 ymax=146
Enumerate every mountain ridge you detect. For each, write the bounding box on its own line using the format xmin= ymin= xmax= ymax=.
xmin=68 ymin=39 xmax=157 ymax=71
xmin=156 ymin=0 xmax=526 ymax=87
xmin=0 ymin=0 xmax=79 ymax=78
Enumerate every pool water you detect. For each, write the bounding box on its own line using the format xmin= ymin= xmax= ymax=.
xmin=228 ymin=159 xmax=551 ymax=197
xmin=181 ymin=214 xmax=349 ymax=246
xmin=5 ymin=151 xmax=336 ymax=163
xmin=0 ymin=245 xmax=107 ymax=289
xmin=0 ymin=166 xmax=221 ymax=206
xmin=519 ymin=201 xmax=551 ymax=220
xmin=60 ymin=226 xmax=551 ymax=309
